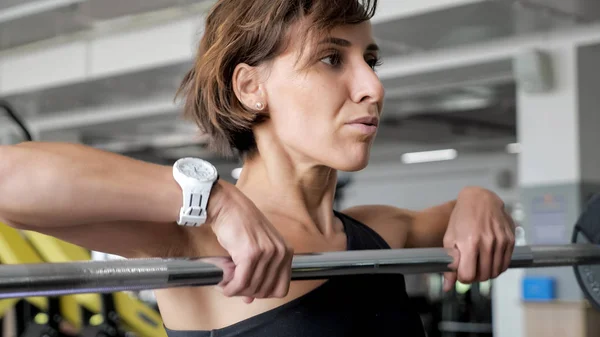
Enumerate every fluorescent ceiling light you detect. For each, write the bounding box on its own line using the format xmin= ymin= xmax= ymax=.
xmin=506 ymin=143 xmax=521 ymax=154
xmin=401 ymin=149 xmax=457 ymax=164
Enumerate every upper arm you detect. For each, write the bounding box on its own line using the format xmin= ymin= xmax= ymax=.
xmin=24 ymin=221 xmax=201 ymax=259
xmin=342 ymin=201 xmax=456 ymax=249
xmin=341 ymin=205 xmax=417 ymax=249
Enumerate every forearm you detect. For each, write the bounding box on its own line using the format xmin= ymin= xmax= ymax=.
xmin=407 ymin=186 xmax=506 ymax=248
xmin=406 ymin=200 xmax=456 ymax=248
xmin=0 ymin=142 xmax=184 ymax=228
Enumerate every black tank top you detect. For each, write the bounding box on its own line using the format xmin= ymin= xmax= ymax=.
xmin=165 ymin=211 xmax=426 ymax=337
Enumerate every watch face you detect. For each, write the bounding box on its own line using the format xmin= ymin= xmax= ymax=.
xmin=176 ymin=158 xmax=217 ymax=181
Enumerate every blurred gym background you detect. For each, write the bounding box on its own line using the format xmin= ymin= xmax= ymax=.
xmin=1 ymin=1 xmax=600 ymax=337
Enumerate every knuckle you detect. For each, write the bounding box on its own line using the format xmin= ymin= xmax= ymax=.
xmin=483 ymin=234 xmax=496 ymax=245
xmin=481 ymin=236 xmax=495 ymax=251
xmin=499 ymin=234 xmax=514 ymax=250
xmin=275 ymin=250 xmax=287 ymax=264
xmin=496 ymin=237 xmax=508 ymax=249
xmin=263 ymin=246 xmax=275 ymax=258
xmin=273 ymin=243 xmax=286 ymax=257
xmin=247 ymin=247 xmax=262 ymax=260
xmin=272 ymin=241 xmax=283 ymax=252
xmin=467 ymin=235 xmax=481 ymax=247
xmin=505 ymin=236 xmax=514 ymax=248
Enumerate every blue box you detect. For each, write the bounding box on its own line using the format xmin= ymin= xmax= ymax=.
xmin=522 ymin=276 xmax=555 ymax=301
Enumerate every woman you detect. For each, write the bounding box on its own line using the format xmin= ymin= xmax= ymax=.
xmin=0 ymin=0 xmax=516 ymax=336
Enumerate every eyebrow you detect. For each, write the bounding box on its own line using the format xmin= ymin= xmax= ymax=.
xmin=319 ymin=37 xmax=380 ymax=52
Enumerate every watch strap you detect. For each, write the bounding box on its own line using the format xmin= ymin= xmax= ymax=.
xmin=178 ymin=175 xmax=219 ymax=227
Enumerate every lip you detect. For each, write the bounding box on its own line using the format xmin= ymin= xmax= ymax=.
xmin=346 ymin=116 xmax=379 ymax=127
xmin=348 ymin=123 xmax=378 ymax=135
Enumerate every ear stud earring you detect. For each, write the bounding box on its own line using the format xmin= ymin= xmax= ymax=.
xmin=255 ymin=102 xmax=264 ymax=110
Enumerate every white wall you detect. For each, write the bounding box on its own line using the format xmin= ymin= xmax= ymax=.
xmin=372 ymin=0 xmax=486 ymax=24
xmin=577 ymin=42 xmax=600 ymax=185
xmin=341 ymin=151 xmax=518 ymax=211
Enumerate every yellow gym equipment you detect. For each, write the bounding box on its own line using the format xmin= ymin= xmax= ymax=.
xmin=0 ymin=297 xmax=19 ymax=320
xmin=0 ymin=222 xmax=167 ymax=337
xmin=0 ymin=223 xmax=82 ymax=329
xmin=23 ymin=230 xmax=167 ymax=337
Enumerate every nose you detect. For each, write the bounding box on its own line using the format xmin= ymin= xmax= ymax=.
xmin=350 ymin=61 xmax=385 ymax=109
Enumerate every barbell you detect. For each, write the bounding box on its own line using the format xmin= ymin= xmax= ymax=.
xmin=0 ymin=194 xmax=599 ymax=309
xmin=0 ymin=243 xmax=599 ymax=299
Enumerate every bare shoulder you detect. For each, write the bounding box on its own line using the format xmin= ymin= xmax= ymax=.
xmin=340 ymin=205 xmax=416 ymax=249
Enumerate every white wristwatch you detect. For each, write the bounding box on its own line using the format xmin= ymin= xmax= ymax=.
xmin=172 ymin=157 xmax=219 ymax=227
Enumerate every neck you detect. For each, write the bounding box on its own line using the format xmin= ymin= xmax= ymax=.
xmin=235 ymin=148 xmax=339 ymax=236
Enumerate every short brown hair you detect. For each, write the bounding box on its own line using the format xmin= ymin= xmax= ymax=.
xmin=175 ymin=0 xmax=377 ymax=158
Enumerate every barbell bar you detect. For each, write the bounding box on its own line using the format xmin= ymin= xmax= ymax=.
xmin=1 ymin=243 xmax=600 ymax=299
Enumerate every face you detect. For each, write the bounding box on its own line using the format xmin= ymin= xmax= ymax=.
xmin=256 ymin=20 xmax=385 ymax=172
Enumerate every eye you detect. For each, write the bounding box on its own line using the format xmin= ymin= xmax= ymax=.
xmin=320 ymin=51 xmax=343 ymax=68
xmin=366 ymin=55 xmax=383 ymax=71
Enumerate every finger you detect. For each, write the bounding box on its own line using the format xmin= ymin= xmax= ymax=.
xmin=505 ymin=209 xmax=517 ymax=233
xmin=443 ymin=245 xmax=460 ymax=292
xmin=477 ymin=234 xmax=495 ymax=282
xmin=254 ymin=230 xmax=289 ymax=298
xmin=457 ymin=240 xmax=479 ymax=284
xmin=241 ymin=246 xmax=273 ymax=298
xmin=243 ymin=296 xmax=255 ymax=304
xmin=502 ymin=215 xmax=516 ymax=273
xmin=222 ymin=254 xmax=258 ymax=297
xmin=217 ymin=260 xmax=236 ymax=287
xmin=260 ymin=230 xmax=293 ymax=298
xmin=443 ymin=272 xmax=457 ymax=292
xmin=271 ymin=246 xmax=294 ymax=298
xmin=254 ymin=245 xmax=280 ymax=298
xmin=260 ymin=256 xmax=287 ymax=298
xmin=491 ymin=224 xmax=507 ymax=279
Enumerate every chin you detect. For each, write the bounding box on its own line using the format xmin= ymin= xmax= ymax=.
xmin=311 ymin=141 xmax=372 ymax=171
xmin=331 ymin=155 xmax=370 ymax=172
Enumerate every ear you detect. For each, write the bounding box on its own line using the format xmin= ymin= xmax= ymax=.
xmin=232 ymin=63 xmax=267 ymax=111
